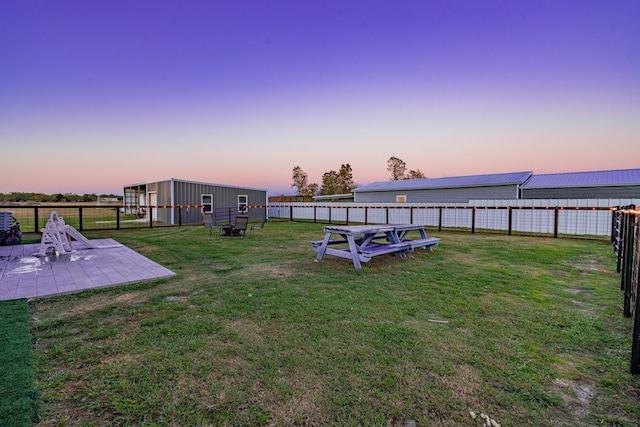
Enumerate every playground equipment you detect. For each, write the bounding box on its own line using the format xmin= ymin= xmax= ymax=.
xmin=0 ymin=211 xmax=22 ymax=245
xmin=39 ymin=211 xmax=120 ymax=256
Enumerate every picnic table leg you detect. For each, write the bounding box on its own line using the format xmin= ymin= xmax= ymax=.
xmin=346 ymin=235 xmax=362 ymax=269
xmin=385 ymin=231 xmax=407 ymax=258
xmin=316 ymin=232 xmax=332 ymax=261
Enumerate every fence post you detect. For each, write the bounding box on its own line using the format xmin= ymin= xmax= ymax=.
xmin=365 ymin=207 xmax=368 ymax=225
xmin=178 ymin=206 xmax=182 ymax=226
xmin=438 ymin=207 xmax=443 ymax=232
xmin=328 ymin=205 xmax=332 ymax=224
xmin=619 ymin=210 xmax=628 ymax=277
xmin=116 ymin=207 xmax=121 ymax=230
xmin=553 ymin=207 xmax=559 ymax=238
xmin=79 ymin=207 xmax=83 ymax=231
xmin=386 ymin=207 xmax=389 ymax=225
xmin=289 ymin=205 xmax=293 ymax=222
xmin=508 ymin=207 xmax=513 ymax=236
xmin=149 ymin=206 xmax=153 ymax=228
xmin=623 ymin=214 xmax=634 ymax=317
xmin=410 ymin=206 xmax=414 ymax=225
xmin=346 ymin=207 xmax=349 ymax=225
xmin=313 ymin=206 xmax=317 ymax=223
xmin=34 ymin=207 xmax=39 ymax=234
xmin=630 ymin=217 xmax=640 ymax=373
xmin=471 ymin=207 xmax=476 ymax=234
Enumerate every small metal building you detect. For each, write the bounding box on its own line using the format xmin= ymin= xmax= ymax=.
xmin=123 ymin=178 xmax=267 ymax=225
xmin=520 ymin=168 xmax=640 ymax=199
xmin=353 ymin=172 xmax=532 ymax=203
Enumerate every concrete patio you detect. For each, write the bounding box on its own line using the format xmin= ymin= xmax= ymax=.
xmin=0 ymin=239 xmax=176 ymax=301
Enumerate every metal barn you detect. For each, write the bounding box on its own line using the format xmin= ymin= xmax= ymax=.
xmin=353 ymin=172 xmax=533 ymax=203
xmin=520 ymin=169 xmax=640 ymax=199
xmin=123 ymin=178 xmax=267 ymax=225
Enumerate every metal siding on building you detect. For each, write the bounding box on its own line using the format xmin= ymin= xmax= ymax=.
xmin=124 ymin=179 xmax=267 ymax=224
xmin=154 ymin=180 xmax=172 ymax=223
xmin=170 ymin=180 xmax=267 ymax=224
xmin=354 ymin=184 xmax=519 ymax=203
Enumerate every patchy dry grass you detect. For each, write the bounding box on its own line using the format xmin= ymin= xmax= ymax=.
xmin=25 ymin=222 xmax=640 ymax=426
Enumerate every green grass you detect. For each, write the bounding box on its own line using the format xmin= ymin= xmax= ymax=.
xmin=24 ymin=222 xmax=640 ymax=426
xmin=0 ymin=299 xmax=40 ymax=426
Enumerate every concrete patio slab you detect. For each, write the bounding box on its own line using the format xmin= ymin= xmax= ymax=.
xmin=0 ymin=239 xmax=176 ymax=301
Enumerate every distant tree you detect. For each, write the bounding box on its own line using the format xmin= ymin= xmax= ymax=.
xmin=405 ymin=169 xmax=426 ymax=180
xmin=388 ymin=156 xmax=426 ymax=180
xmin=387 ymin=156 xmax=407 ymax=180
xmin=307 ymin=183 xmax=319 ymax=196
xmin=291 ymin=166 xmax=309 ymax=195
xmin=337 ymin=163 xmax=356 ymax=193
xmin=291 ymin=166 xmax=318 ymax=196
xmin=320 ymin=170 xmax=340 ymax=195
xmin=320 ymin=163 xmax=357 ymax=195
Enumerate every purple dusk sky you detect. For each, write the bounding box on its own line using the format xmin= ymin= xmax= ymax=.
xmin=1 ymin=0 xmax=639 ymax=196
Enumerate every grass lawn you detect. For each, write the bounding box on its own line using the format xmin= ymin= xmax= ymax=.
xmin=0 ymin=299 xmax=40 ymax=426
xmin=26 ymin=221 xmax=640 ymax=426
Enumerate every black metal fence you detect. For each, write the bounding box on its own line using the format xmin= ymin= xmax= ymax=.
xmin=1 ymin=204 xmax=618 ymax=241
xmin=1 ymin=205 xmax=202 ymax=233
xmin=1 ymin=204 xmax=271 ymax=234
xmin=613 ymin=206 xmax=640 ymax=373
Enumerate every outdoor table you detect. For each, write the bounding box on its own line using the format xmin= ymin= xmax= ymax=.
xmin=312 ymin=224 xmax=439 ymax=269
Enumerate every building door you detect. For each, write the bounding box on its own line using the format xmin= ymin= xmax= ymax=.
xmin=149 ymin=192 xmax=158 ymax=221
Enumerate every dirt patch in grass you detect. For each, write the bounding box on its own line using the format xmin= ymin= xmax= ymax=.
xmin=571 ymin=254 xmax=614 ymax=274
xmin=439 ymin=364 xmax=482 ymax=408
xmin=221 ymin=318 xmax=264 ymax=342
xmin=200 ymin=259 xmax=233 ymax=271
xmin=32 ymin=292 xmax=147 ymax=323
xmin=100 ymin=352 xmax=142 ymax=368
xmin=241 ymin=262 xmax=296 ymax=279
xmin=262 ymin=370 xmax=328 ymax=426
xmin=552 ymin=377 xmax=596 ymax=418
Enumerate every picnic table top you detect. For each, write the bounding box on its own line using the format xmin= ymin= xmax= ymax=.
xmin=323 ymin=224 xmax=427 ymax=234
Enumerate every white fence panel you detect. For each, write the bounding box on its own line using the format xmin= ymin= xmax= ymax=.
xmin=266 ymin=198 xmax=640 ymax=238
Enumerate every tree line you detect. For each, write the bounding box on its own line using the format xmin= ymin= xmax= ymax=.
xmin=0 ymin=192 xmax=121 ymax=203
xmin=292 ymin=156 xmax=425 ymax=196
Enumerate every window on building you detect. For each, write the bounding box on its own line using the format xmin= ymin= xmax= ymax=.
xmin=396 ymin=195 xmax=407 ymax=203
xmin=238 ymin=195 xmax=248 ymax=213
xmin=202 ymin=194 xmax=213 ymax=213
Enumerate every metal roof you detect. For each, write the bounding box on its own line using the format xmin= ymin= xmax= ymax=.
xmin=123 ymin=178 xmax=267 ymax=192
xmin=353 ymin=171 xmax=533 ymax=193
xmin=521 ymin=168 xmax=640 ymax=189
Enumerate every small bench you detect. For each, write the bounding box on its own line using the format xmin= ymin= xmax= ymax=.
xmin=311 ymin=239 xmax=348 ymax=250
xmin=405 ymin=237 xmax=440 ymax=251
xmin=360 ymin=242 xmax=411 ymax=256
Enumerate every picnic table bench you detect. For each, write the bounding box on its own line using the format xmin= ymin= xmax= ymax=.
xmin=312 ymin=224 xmax=439 ymax=269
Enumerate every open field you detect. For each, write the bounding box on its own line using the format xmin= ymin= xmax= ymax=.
xmin=23 ymin=222 xmax=640 ymax=426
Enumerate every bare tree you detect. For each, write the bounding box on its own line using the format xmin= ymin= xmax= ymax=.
xmin=405 ymin=169 xmax=425 ymax=180
xmin=387 ymin=156 xmax=407 ymax=180
xmin=307 ymin=183 xmax=319 ymax=196
xmin=291 ymin=166 xmax=308 ymax=195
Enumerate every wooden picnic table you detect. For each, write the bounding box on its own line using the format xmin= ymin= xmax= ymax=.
xmin=312 ymin=224 xmax=440 ymax=269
